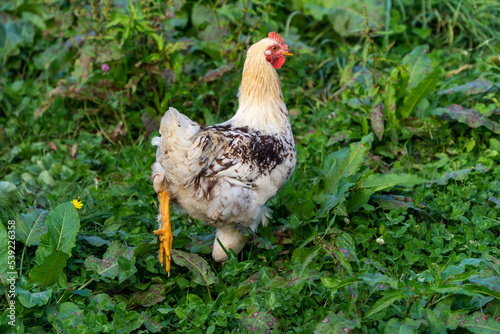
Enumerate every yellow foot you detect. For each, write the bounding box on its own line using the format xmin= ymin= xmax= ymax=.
xmin=154 ymin=186 xmax=172 ymax=276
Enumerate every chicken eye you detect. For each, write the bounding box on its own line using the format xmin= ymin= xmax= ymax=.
xmin=272 ymin=46 xmax=277 ymax=51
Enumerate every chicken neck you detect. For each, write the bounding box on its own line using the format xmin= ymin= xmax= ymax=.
xmin=229 ymin=39 xmax=290 ymax=133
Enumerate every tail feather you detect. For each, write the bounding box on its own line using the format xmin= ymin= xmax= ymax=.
xmin=152 ymin=107 xmax=203 ymax=187
xmin=159 ymin=107 xmax=201 ymax=146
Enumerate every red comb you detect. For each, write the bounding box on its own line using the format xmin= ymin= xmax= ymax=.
xmin=268 ymin=32 xmax=286 ymax=48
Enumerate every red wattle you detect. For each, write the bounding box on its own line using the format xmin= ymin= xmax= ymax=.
xmin=272 ymin=56 xmax=285 ymax=69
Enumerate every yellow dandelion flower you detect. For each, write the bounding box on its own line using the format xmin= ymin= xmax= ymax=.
xmin=71 ymin=199 xmax=83 ymax=209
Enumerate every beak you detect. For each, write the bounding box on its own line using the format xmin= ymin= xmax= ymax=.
xmin=283 ymin=50 xmax=293 ymax=56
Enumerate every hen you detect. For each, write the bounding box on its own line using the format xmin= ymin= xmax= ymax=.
xmin=151 ymin=32 xmax=296 ymax=275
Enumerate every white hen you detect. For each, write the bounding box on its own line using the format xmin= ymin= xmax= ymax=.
xmin=151 ymin=32 xmax=296 ymax=274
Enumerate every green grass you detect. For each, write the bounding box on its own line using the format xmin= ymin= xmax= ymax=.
xmin=1 ymin=0 xmax=500 ymax=333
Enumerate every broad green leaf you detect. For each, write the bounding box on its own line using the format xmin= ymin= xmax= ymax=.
xmin=384 ymin=318 xmax=423 ymax=333
xmin=171 ymin=249 xmax=218 ymax=286
xmin=293 ymin=247 xmax=321 ymax=274
xmin=21 ymin=12 xmax=46 ymax=30
xmin=322 ymin=135 xmax=373 ymax=193
xmin=3 ymin=20 xmax=35 ymax=53
xmin=402 ymin=45 xmax=432 ymax=89
xmin=0 ymin=22 xmax=6 ymax=48
xmin=431 ymin=164 xmax=488 ymax=185
xmin=70 ymin=44 xmax=95 ymax=84
xmin=300 ymin=247 xmax=322 ymax=274
xmin=237 ymin=270 xmax=272 ymax=298
xmin=384 ymin=82 xmax=399 ymax=129
xmin=321 ymin=276 xmax=361 ymax=291
xmin=362 ymin=258 xmax=389 ymax=273
xmin=371 ymin=195 xmax=423 ymax=211
xmin=106 ymin=15 xmax=127 ymax=28
xmin=90 ymin=293 xmax=116 ymax=312
xmin=483 ymin=254 xmax=500 ymax=275
xmin=113 ymin=301 xmax=143 ymax=333
xmin=133 ymin=243 xmax=158 ymax=258
xmin=282 ymin=183 xmax=318 ymax=219
xmin=29 ymin=250 xmax=69 ymax=286
xmin=335 ymin=232 xmax=359 ymax=263
xmin=432 ymin=298 xmax=453 ymax=320
xmin=314 ymin=312 xmax=360 ymax=333
xmin=429 ymin=285 xmax=483 ymax=298
xmin=16 ymin=208 xmax=49 ymax=246
xmin=95 ymin=41 xmax=122 ymax=63
xmin=423 ymin=309 xmax=441 ymax=334
xmin=0 ymin=181 xmax=20 ymax=206
xmin=440 ymin=264 xmax=466 ymax=281
xmin=306 ymin=0 xmax=384 ymax=37
xmin=275 ymin=269 xmax=325 ymax=288
xmin=330 ymin=231 xmax=359 ymax=275
xmin=445 ymin=271 xmax=476 ymax=283
xmin=432 ymin=105 xmax=500 ymax=134
xmin=319 ymin=135 xmax=373 ymax=215
xmin=362 ymin=174 xmax=428 ymax=191
xmin=73 ymin=289 xmax=90 ymax=296
xmin=141 ymin=311 xmax=164 ymax=333
xmin=150 ymin=33 xmax=164 ymax=52
xmin=365 ymin=290 xmax=405 ymax=318
xmin=396 ymin=67 xmax=410 ymax=101
xmin=35 ymin=202 xmax=80 ymax=265
xmin=118 ymin=256 xmax=138 ymax=284
xmin=84 ymin=241 xmax=135 ymax=280
xmin=81 ymin=235 xmax=110 ymax=247
xmin=470 ymin=296 xmax=495 ymax=310
xmin=345 ymin=189 xmax=375 ymax=214
xmin=371 ymin=103 xmax=384 ymax=140
xmin=459 ymin=259 xmax=483 ymax=269
xmin=46 ymin=302 xmax=84 ymax=333
xmin=360 ymin=272 xmax=398 ymax=289
xmin=440 ymin=258 xmax=482 ymax=281
xmin=467 ymin=276 xmax=500 ymax=301
xmin=316 ymin=192 xmax=349 ymax=217
xmin=191 ymin=4 xmax=213 ymax=28
xmin=33 ymin=42 xmax=66 ymax=73
xmin=239 ymin=310 xmax=280 ymax=333
xmin=346 ymin=281 xmax=358 ymax=322
xmin=399 ymin=71 xmax=440 ymax=119
xmin=186 ymin=232 xmax=215 ymax=254
xmin=84 ymin=309 xmax=96 ymax=329
xmin=438 ymin=78 xmax=494 ymax=96
xmin=415 ymin=97 xmax=430 ymax=118
xmin=17 ymin=288 xmax=52 ymax=308
xmin=133 ymin=284 xmax=166 ymax=307
xmin=445 ymin=310 xmax=500 ymax=333
xmin=38 ymin=170 xmax=56 ymax=186
xmin=489 ymin=197 xmax=500 ymax=210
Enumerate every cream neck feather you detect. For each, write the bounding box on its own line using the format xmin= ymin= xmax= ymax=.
xmin=229 ymin=38 xmax=290 ymax=133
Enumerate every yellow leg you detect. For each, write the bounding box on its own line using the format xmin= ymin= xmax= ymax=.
xmin=154 ymin=186 xmax=172 ymax=276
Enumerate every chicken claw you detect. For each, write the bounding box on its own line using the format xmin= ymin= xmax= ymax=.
xmin=154 ymin=186 xmax=172 ymax=276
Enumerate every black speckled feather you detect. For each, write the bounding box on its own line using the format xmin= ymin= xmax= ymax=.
xmin=197 ymin=125 xmax=292 ymax=181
